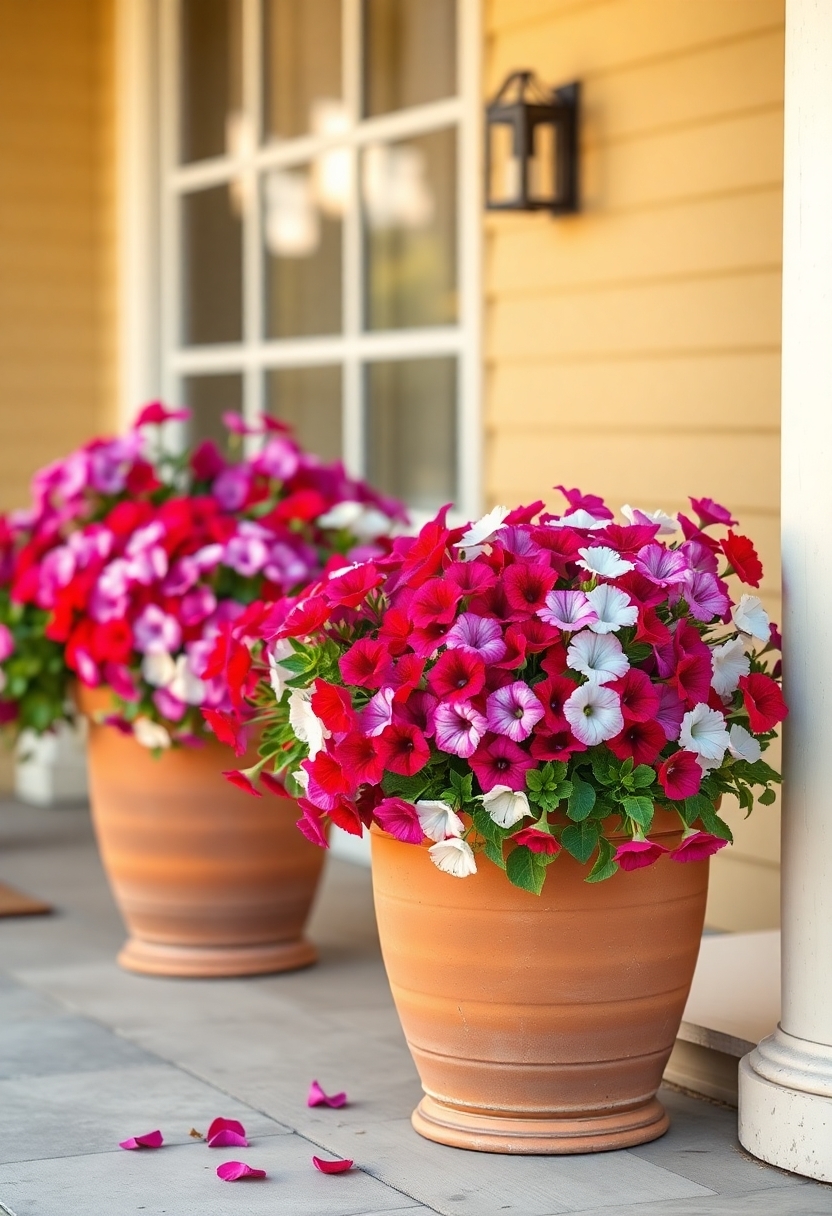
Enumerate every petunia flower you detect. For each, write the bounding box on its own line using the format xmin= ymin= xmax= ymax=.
xmin=680 ymin=571 xmax=729 ymax=622
xmin=133 ymin=717 xmax=171 ymax=750
xmin=133 ymin=605 xmax=182 ymax=655
xmin=308 ymin=1079 xmax=348 ymax=1108
xmin=657 ymin=750 xmax=702 ymax=800
xmin=339 ymin=638 xmax=393 ymax=688
xmin=480 ymin=785 xmax=531 ymax=828
xmin=555 ymin=486 xmax=614 ymax=519
xmin=563 ymin=682 xmax=624 ymax=746
xmin=728 ymin=723 xmax=762 ymax=763
xmin=513 ymin=826 xmax=561 ymax=854
xmin=374 ymin=797 xmax=424 ymax=844
xmin=216 ymin=1161 xmax=266 ymax=1181
xmin=337 ymin=732 xmax=386 ymax=785
xmin=469 ymin=734 xmax=537 ymax=792
xmin=312 ymin=1156 xmax=354 ymax=1174
xmin=721 ymin=531 xmax=763 ymax=587
xmin=538 ymin=588 xmax=598 ymax=632
xmin=610 ymin=668 xmax=660 ymax=723
xmin=710 ymin=636 xmax=750 ymax=697
xmin=732 ymin=595 xmax=771 ymax=641
xmin=288 ymin=687 xmax=331 ymax=760
xmin=585 ymin=584 xmax=638 ymax=634
xmin=429 ymin=837 xmax=478 ymax=877
xmin=678 ymin=704 xmax=730 ymax=765
xmin=546 ymin=508 xmax=607 ymax=530
xmin=296 ymin=800 xmax=329 ymax=847
xmin=433 ymin=701 xmax=488 ymax=758
xmin=444 ymin=613 xmax=507 ymax=663
xmin=410 ymin=578 xmax=463 ymax=627
xmin=614 ymin=839 xmax=669 ymax=871
xmin=485 ymin=681 xmax=545 ymax=742
xmin=635 ymin=544 xmax=690 ymax=586
xmin=566 ymin=631 xmax=629 ymax=685
xmin=530 ymin=728 xmax=587 ymax=762
xmin=427 ymin=649 xmax=486 ymax=704
xmin=360 ymin=687 xmax=395 ymax=736
xmin=669 ymin=652 xmax=713 ymax=709
xmin=607 ymin=719 xmax=665 ymax=766
xmin=738 ymin=673 xmax=788 ymax=733
xmin=455 ymin=505 xmax=510 ymax=557
xmin=502 ymin=562 xmax=557 ymax=615
xmin=689 ymin=496 xmax=738 ymax=528
xmin=415 ymin=799 xmax=464 ymax=842
xmin=141 ymin=651 xmax=176 ymax=688
xmin=378 ymin=723 xmax=430 ymax=776
xmin=533 ymin=673 xmax=576 ymax=730
xmin=119 ymin=1130 xmax=163 ymax=1150
xmin=577 ymin=546 xmax=634 ymax=578
xmin=670 ymin=829 xmax=728 ymax=863
xmin=621 ymin=505 xmax=678 ymax=535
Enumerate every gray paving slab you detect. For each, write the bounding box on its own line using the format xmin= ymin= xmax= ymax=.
xmin=0 ymin=1135 xmax=424 ymax=1216
xmin=0 ymin=1063 xmax=289 ymax=1164
xmin=565 ymin=1182 xmax=832 ymax=1216
xmin=0 ymin=1014 xmax=155 ymax=1080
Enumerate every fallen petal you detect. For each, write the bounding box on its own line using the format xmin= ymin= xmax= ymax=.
xmin=206 ymin=1117 xmax=246 ymax=1143
xmin=208 ymin=1129 xmax=249 ymax=1148
xmin=216 ymin=1161 xmax=267 ymax=1182
xmin=119 ymin=1130 xmax=163 ymax=1150
xmin=307 ymin=1079 xmax=348 ymax=1108
xmin=313 ymin=1156 xmax=354 ymax=1174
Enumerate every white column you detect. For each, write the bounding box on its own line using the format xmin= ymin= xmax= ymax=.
xmin=738 ymin=0 xmax=832 ymax=1182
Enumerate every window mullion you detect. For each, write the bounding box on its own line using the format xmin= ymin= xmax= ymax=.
xmin=242 ymin=0 xmax=264 ymax=443
xmin=159 ymin=0 xmax=185 ymax=450
xmin=342 ymin=0 xmax=364 ymax=478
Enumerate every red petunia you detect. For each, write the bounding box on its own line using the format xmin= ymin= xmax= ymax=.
xmin=311 ymin=682 xmax=356 ymax=734
xmin=668 ymin=652 xmax=712 ymax=709
xmin=533 ymin=674 xmax=576 ymax=731
xmin=738 ymin=673 xmax=788 ymax=734
xmin=513 ymin=827 xmax=561 ymax=855
xmin=223 ymin=769 xmax=263 ymax=797
xmin=202 ymin=709 xmax=248 ymax=757
xmin=339 ymin=638 xmax=393 ymax=689
xmin=721 ymin=531 xmax=763 ymax=588
xmin=657 ymin=750 xmax=701 ymax=800
xmin=378 ymin=723 xmax=430 ymax=776
xmin=502 ymin=562 xmax=557 ymax=617
xmin=635 ymin=606 xmax=672 ymax=648
xmin=337 ymin=731 xmax=386 ymax=785
xmin=610 ymin=669 xmax=660 ymax=724
xmin=307 ymin=750 xmax=353 ymax=796
xmin=427 ymin=649 xmax=486 ymax=704
xmin=410 ymin=578 xmax=462 ymax=627
xmin=280 ymin=595 xmax=330 ymax=638
xmin=607 ymin=720 xmax=665 ymax=767
xmin=530 ymin=728 xmax=587 ymax=762
xmin=322 ymin=563 xmax=383 ymax=609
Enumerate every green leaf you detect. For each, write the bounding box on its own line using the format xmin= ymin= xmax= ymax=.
xmin=631 ymin=765 xmax=656 ymax=790
xmin=758 ymin=787 xmax=777 ymax=806
xmin=696 ymin=801 xmax=734 ymax=843
xmin=622 ymin=795 xmax=654 ymax=830
xmin=506 ymin=846 xmax=546 ymax=894
xmin=590 ymin=751 xmax=617 ymax=787
xmin=683 ymin=793 xmax=716 ymax=829
xmin=483 ymin=836 xmax=507 ymax=870
xmin=567 ymin=775 xmax=596 ymax=822
xmin=381 ymin=771 xmax=431 ymax=802
xmin=561 ymin=820 xmax=600 ymax=864
xmin=626 ymin=643 xmax=652 ymax=664
xmin=449 ymin=769 xmax=474 ymax=804
xmin=585 ymin=837 xmax=619 ymax=883
xmin=471 ymin=807 xmax=505 ymax=846
xmin=620 ymin=757 xmax=634 ymax=777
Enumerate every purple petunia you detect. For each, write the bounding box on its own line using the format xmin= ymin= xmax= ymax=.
xmin=444 ymin=613 xmax=507 ymax=664
xmin=486 ymin=681 xmax=545 ymax=742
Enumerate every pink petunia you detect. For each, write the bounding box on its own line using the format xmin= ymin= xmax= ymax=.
xmin=635 ymin=544 xmax=690 ymax=587
xmin=119 ymin=1130 xmax=163 ymax=1150
xmin=444 ymin=613 xmax=507 ymax=663
xmin=679 ymin=571 xmax=730 ymax=622
xmin=374 ymin=797 xmax=424 ymax=844
xmin=538 ymin=589 xmax=598 ymax=632
xmin=470 ymin=734 xmax=536 ymax=792
xmin=485 ymin=681 xmax=545 ymax=742
xmin=433 ymin=701 xmax=488 ymax=758
xmin=670 ymin=830 xmax=728 ymax=863
xmin=614 ymin=839 xmax=669 ymax=871
xmin=502 ymin=561 xmax=557 ymax=617
xmin=216 ymin=1161 xmax=266 ymax=1181
xmin=689 ymin=496 xmax=738 ymax=528
xmin=206 ymin=1118 xmax=248 ymax=1148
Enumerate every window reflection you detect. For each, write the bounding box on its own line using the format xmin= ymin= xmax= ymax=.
xmin=184 ymin=374 xmax=243 ymax=452
xmin=180 ymin=0 xmax=243 ymax=163
xmin=267 ymin=367 xmax=343 ymax=462
xmin=263 ymin=174 xmax=342 ymax=338
xmin=364 ymin=0 xmax=456 ymax=117
xmin=182 ymin=186 xmax=243 ymax=345
xmin=263 ymin=0 xmax=342 ymax=140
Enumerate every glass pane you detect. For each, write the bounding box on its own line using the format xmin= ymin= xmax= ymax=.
xmin=263 ymin=0 xmax=343 ymax=140
xmin=184 ymin=374 xmax=243 ymax=453
xmin=365 ymin=358 xmax=456 ymax=511
xmin=363 ymin=129 xmax=457 ymax=330
xmin=266 ymin=366 xmax=343 ymax=462
xmin=364 ymin=0 xmax=456 ymax=117
xmin=263 ymin=171 xmax=342 ymax=338
xmin=182 ymin=185 xmax=243 ymax=345
xmin=180 ymin=0 xmax=243 ymax=164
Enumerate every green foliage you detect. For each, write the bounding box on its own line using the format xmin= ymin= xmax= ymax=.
xmin=586 ymin=837 xmax=619 ymax=883
xmin=506 ymin=845 xmax=547 ymax=894
xmin=472 ymin=807 xmax=508 ymax=871
xmin=561 ymin=819 xmax=600 ymax=864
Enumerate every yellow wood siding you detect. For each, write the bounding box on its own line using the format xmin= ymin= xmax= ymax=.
xmin=484 ymin=0 xmax=784 ymax=929
xmin=0 ymin=0 xmax=116 ymax=786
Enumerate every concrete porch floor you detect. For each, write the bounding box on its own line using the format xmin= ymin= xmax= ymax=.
xmin=0 ymin=798 xmax=829 ymax=1216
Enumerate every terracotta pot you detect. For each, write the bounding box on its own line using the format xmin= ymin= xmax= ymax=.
xmin=79 ymin=687 xmax=325 ymax=978
xmin=371 ymin=814 xmax=709 ymax=1154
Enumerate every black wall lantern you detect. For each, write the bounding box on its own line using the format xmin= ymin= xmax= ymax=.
xmin=485 ymin=71 xmax=580 ymax=215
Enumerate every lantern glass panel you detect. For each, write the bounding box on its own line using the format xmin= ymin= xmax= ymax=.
xmin=488 ymin=118 xmax=521 ymax=206
xmin=528 ymin=119 xmax=557 ymax=204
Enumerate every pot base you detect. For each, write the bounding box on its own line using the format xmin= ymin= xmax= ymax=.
xmin=411 ymin=1094 xmax=670 ymax=1155
xmin=117 ymin=935 xmax=318 ymax=978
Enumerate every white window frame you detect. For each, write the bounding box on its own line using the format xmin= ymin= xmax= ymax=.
xmin=116 ymin=0 xmax=482 ymax=520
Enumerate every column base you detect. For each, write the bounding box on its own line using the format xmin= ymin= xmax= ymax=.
xmin=739 ymin=1026 xmax=832 ymax=1182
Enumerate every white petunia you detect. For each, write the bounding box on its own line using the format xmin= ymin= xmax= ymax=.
xmin=293 ymin=767 xmax=310 ymax=792
xmin=268 ymin=638 xmax=296 ymax=700
xmin=546 ymin=508 xmax=607 ymax=531
xmin=429 ymin=837 xmax=478 ymax=878
xmin=585 ymin=584 xmax=639 ymax=634
xmin=566 ymin=631 xmax=630 ymax=684
xmin=133 ymin=717 xmax=171 ymax=750
xmin=621 ymin=505 xmax=679 ymax=535
xmin=679 ymin=703 xmax=730 ymax=765
xmin=288 ymin=685 xmax=331 ymax=760
xmin=480 ymin=785 xmax=531 ymax=828
xmin=168 ymin=655 xmax=207 ymax=706
xmin=455 ymin=505 xmax=510 ymax=557
xmin=577 ymin=546 xmax=634 ymax=578
xmin=732 ymin=595 xmax=771 ymax=642
xmin=728 ymin=724 xmax=762 ymax=763
xmin=415 ymin=799 xmax=465 ymax=842
xmin=141 ymin=651 xmax=177 ymax=688
xmin=316 ymin=501 xmax=364 ymax=531
xmin=563 ymin=682 xmax=624 ymax=747
xmin=711 ymin=636 xmax=750 ymax=697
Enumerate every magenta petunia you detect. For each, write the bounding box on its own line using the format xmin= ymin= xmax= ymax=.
xmin=433 ymin=701 xmax=488 ymax=758
xmin=533 ymin=673 xmax=576 ymax=730
xmin=312 ymin=1156 xmax=354 ymax=1174
xmin=395 ymin=689 xmax=439 ymax=736
xmin=119 ymin=1130 xmax=163 ymax=1150
xmin=614 ymin=839 xmax=669 ymax=871
xmin=670 ymin=830 xmax=728 ymax=863
xmin=658 ymin=750 xmax=702 ymax=800
xmin=206 ymin=1118 xmax=248 ymax=1148
xmin=427 ymin=649 xmax=486 ymax=704
xmin=634 ymin=544 xmax=690 ymax=586
xmin=606 ymin=719 xmax=665 ymax=766
xmin=679 ymin=571 xmax=730 ymax=622
xmin=360 ymin=687 xmax=394 ymax=736
xmin=444 ymin=613 xmax=507 ymax=663
xmin=444 ymin=559 xmax=497 ymax=596
xmin=610 ymin=669 xmax=661 ymax=724
xmin=470 ymin=734 xmax=536 ymax=792
xmin=308 ymin=1079 xmax=348 ymax=1108
xmin=486 ymin=681 xmax=546 ymax=742
xmin=668 ymin=652 xmax=713 ymax=710
xmin=410 ymin=577 xmax=463 ymax=627
xmin=374 ymin=797 xmax=424 ymax=843
xmin=555 ymin=485 xmax=614 ymax=519
xmin=296 ymin=801 xmax=330 ymax=848
xmin=689 ymin=496 xmax=738 ymax=528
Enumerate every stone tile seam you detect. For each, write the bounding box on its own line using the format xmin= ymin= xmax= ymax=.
xmin=0 ymin=1132 xmax=291 ymax=1170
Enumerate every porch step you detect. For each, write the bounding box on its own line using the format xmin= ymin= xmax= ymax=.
xmin=665 ymin=929 xmax=780 ymax=1106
